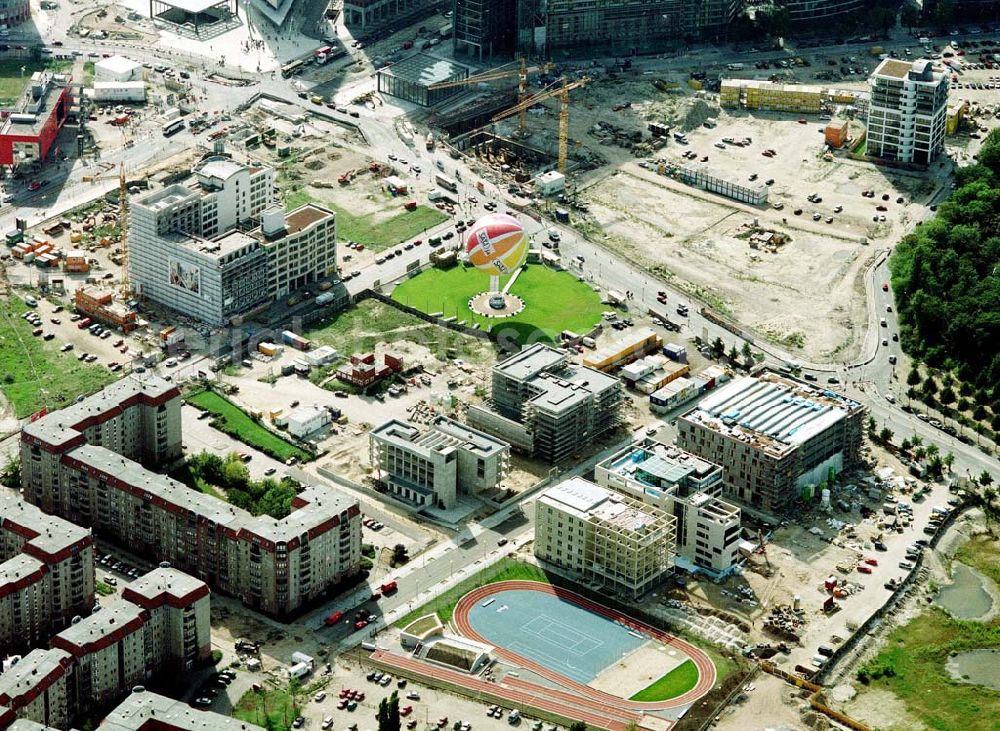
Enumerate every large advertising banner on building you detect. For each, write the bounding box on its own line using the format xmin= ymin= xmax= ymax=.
xmin=168 ymin=258 xmax=201 ymax=296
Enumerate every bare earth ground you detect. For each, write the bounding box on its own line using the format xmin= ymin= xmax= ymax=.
xmin=574 ymin=108 xmax=942 ymax=363
xmin=588 ymin=642 xmax=689 ymax=698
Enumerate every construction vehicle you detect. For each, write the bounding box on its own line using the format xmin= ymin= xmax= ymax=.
xmin=429 ymin=58 xmax=554 ymax=137
xmin=338 ymin=169 xmax=357 ymax=185
xmin=490 ymin=76 xmax=590 ymax=173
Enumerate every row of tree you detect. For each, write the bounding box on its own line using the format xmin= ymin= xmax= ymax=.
xmin=182 ymin=451 xmax=298 ymax=519
xmin=889 ymin=128 xmax=1000 ymax=397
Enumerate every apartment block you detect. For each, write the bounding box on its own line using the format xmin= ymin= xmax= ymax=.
xmin=534 ymin=477 xmax=675 ymax=600
xmin=20 ymin=375 xmax=363 ymax=617
xmin=370 ymin=416 xmax=510 ymax=509
xmin=778 ymin=0 xmax=863 ymax=22
xmin=100 ymin=688 xmax=265 ymax=731
xmin=676 ymin=373 xmax=866 ymax=513
xmin=467 ymin=344 xmax=623 ymax=464
xmin=866 ymin=58 xmax=948 ymax=166
xmin=0 ymin=649 xmax=73 ymax=730
xmin=454 ymin=0 xmax=517 ymax=60
xmin=596 ymin=439 xmax=742 ymax=575
xmin=0 ymin=494 xmax=95 ymax=653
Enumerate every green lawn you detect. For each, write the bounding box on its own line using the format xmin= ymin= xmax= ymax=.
xmin=304 ymin=298 xmax=494 ymax=365
xmin=854 ymin=539 xmax=1000 ymax=731
xmin=392 ymin=263 xmax=605 ymax=345
xmin=0 ymin=59 xmax=72 ymax=106
xmin=95 ymin=582 xmax=116 ymax=597
xmin=283 ymin=187 xmax=447 ymax=251
xmin=82 ymin=61 xmax=95 ymax=87
xmin=185 ymin=390 xmax=311 ymax=463
xmin=630 ymin=660 xmax=699 ymax=701
xmin=0 ymin=298 xmax=114 ymax=418
xmin=395 ymin=558 xmax=551 ymax=628
xmin=233 ymin=686 xmax=298 ymax=731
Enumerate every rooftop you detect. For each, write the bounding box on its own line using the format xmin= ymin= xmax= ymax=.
xmin=52 ymin=600 xmax=146 ymax=652
xmin=101 ymin=689 xmax=265 ymax=731
xmin=372 ymin=416 xmax=508 ymax=460
xmin=253 ymin=204 xmax=334 ymax=243
xmin=123 ymin=567 xmax=209 ymax=608
xmin=378 ymin=53 xmax=468 ymax=87
xmin=0 ymin=649 xmax=71 ymax=705
xmin=3 ymin=72 xmax=71 ymax=137
xmin=540 ymin=477 xmax=666 ymax=534
xmin=22 ymin=372 xmax=179 ymax=449
xmin=0 ymin=492 xmax=92 ymax=559
xmin=494 ymin=343 xmax=566 ymax=382
xmin=681 ymin=373 xmax=863 ymax=456
xmin=95 ymin=55 xmax=141 ymax=75
xmin=527 ymin=366 xmax=620 ymax=416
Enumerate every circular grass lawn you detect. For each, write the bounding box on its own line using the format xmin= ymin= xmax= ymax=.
xmin=391 ymin=263 xmax=605 ymax=345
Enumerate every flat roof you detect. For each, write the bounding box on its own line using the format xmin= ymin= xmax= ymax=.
xmin=0 ymin=649 xmax=71 ymax=703
xmin=102 ymin=690 xmax=264 ymax=731
xmin=0 ymin=492 xmax=92 ymax=558
xmin=682 ymin=373 xmax=862 ymax=456
xmin=124 ymin=567 xmax=208 ymax=605
xmin=152 ymin=0 xmax=230 ymax=13
xmin=372 ymin=415 xmax=508 ymax=460
xmin=494 ymin=344 xmax=566 ymax=382
xmin=874 ymin=58 xmax=916 ymax=79
xmin=379 ymin=53 xmax=468 ymax=88
xmin=540 ymin=477 xmax=664 ymax=533
xmin=527 ymin=366 xmax=620 ymax=416
xmin=95 ymin=55 xmax=141 ymax=75
xmin=53 ymin=600 xmax=145 ymax=649
xmin=255 ymin=204 xmax=334 ymax=244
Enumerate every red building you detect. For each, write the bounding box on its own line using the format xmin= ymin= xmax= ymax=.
xmin=0 ymin=71 xmax=73 ymax=168
xmin=337 ymin=351 xmax=403 ymax=388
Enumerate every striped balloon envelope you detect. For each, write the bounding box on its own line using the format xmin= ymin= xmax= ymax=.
xmin=465 ymin=213 xmax=528 ymax=277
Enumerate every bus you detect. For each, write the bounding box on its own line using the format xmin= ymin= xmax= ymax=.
xmin=162 ymin=119 xmax=185 ymax=137
xmin=435 ymin=174 xmax=457 ymax=192
xmin=281 ymin=59 xmax=305 ymax=78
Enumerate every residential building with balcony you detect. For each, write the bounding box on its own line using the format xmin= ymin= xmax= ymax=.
xmin=866 ymin=58 xmax=948 ymax=165
xmin=467 ymin=344 xmax=623 ymax=464
xmin=0 ymin=649 xmax=73 ymax=730
xmin=0 ymin=494 xmax=95 ymax=653
xmin=20 ymin=375 xmax=362 ymax=618
xmin=534 ymin=477 xmax=675 ymax=600
xmin=676 ymin=373 xmax=866 ymax=513
xmin=595 ymin=439 xmax=742 ymax=575
xmin=370 ymin=416 xmax=511 ymax=509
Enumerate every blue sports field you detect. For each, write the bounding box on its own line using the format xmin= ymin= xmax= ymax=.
xmin=465 ymin=589 xmax=646 ymax=684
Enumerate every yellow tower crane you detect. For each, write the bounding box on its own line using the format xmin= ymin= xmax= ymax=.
xmin=428 ymin=57 xmax=554 ymax=136
xmin=490 ymin=76 xmax=590 ymax=173
xmin=81 ymin=163 xmax=130 ymax=298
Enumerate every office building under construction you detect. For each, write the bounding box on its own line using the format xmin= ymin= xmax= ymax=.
xmin=467 ymin=344 xmax=624 ymax=463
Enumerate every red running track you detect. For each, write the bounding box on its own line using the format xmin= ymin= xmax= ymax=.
xmin=452 ymin=580 xmax=717 ymax=712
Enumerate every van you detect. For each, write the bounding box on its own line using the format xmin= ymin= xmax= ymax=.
xmin=103 ymin=575 xmax=117 ymax=586
xmin=380 ymin=580 xmax=398 ymax=594
xmin=508 ymin=710 xmax=521 ymax=723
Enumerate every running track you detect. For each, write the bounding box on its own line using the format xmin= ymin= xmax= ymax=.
xmin=453 ymin=581 xmax=716 ymax=712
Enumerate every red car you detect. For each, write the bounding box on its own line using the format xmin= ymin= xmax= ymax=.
xmin=400 ymin=706 xmax=413 ymax=717
xmin=354 ymin=620 xmax=369 ymax=631
xmin=337 ymin=699 xmax=348 ymax=710
xmin=339 ymin=689 xmax=350 ymax=699
xmin=864 ymin=557 xmax=878 ymax=566
xmin=857 ymin=565 xmax=872 ymax=574
xmin=28 ymin=181 xmax=41 ymax=191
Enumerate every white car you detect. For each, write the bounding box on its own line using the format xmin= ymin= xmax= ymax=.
xmin=322 ymin=718 xmax=333 ymax=730
xmin=164 ymin=357 xmax=178 ymax=367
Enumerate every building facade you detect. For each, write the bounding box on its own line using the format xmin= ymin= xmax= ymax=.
xmin=0 ymin=72 xmax=73 ymax=168
xmin=0 ymin=494 xmax=95 ymax=653
xmin=129 ymin=157 xmax=274 ymax=325
xmin=676 ymin=373 xmax=866 ymax=513
xmin=20 ymin=376 xmax=362 ymax=617
xmin=253 ymin=206 xmax=337 ymax=301
xmin=866 ymin=58 xmax=948 ymax=166
xmin=0 ymin=649 xmax=73 ymax=730
xmin=468 ymin=344 xmax=623 ymax=464
xmin=370 ymin=416 xmax=510 ymax=509
xmin=778 ymin=0 xmax=863 ymax=22
xmin=513 ymin=0 xmax=740 ymax=58
xmin=454 ymin=0 xmax=516 ymax=60
xmin=0 ymin=0 xmax=31 ymax=27
xmin=343 ymin=0 xmax=445 ymax=31
xmin=595 ymin=439 xmax=742 ymax=575
xmin=534 ymin=477 xmax=675 ymax=600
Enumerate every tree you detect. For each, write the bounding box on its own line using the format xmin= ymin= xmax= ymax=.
xmin=711 ymin=337 xmax=725 ymax=358
xmin=391 ymin=543 xmax=409 ymax=566
xmin=923 ymin=375 xmax=938 ymax=396
xmin=0 ymin=454 xmax=20 ymax=489
xmin=943 ymin=452 xmax=955 ymax=471
xmin=901 ymin=437 xmax=912 ymax=452
xmin=879 ymin=427 xmax=894 ymax=444
xmin=906 ymin=366 xmax=921 ymax=387
xmin=911 ymin=435 xmax=923 ymax=447
xmin=741 ymin=342 xmax=752 ymax=363
xmin=973 ymin=404 xmax=988 ymax=421
xmin=867 ymin=416 xmax=877 ymax=433
xmin=569 ymin=723 xmax=589 ymax=731
xmin=960 ymin=381 xmax=974 ymax=398
xmin=900 ymin=3 xmax=920 ymax=33
xmin=377 ymin=691 xmax=400 ymax=731
xmin=940 ymin=386 xmax=956 ymax=405
xmin=925 ymin=443 xmax=939 ymax=459
xmin=728 ymin=345 xmax=741 ymax=365
xmin=982 ymin=471 xmax=996 ymax=488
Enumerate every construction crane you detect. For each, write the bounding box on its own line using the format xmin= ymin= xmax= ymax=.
xmin=81 ymin=163 xmax=130 ymax=298
xmin=428 ymin=57 xmax=554 ymax=136
xmin=490 ymin=76 xmax=589 ymax=173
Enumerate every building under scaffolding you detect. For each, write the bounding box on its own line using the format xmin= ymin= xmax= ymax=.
xmin=535 ymin=477 xmax=676 ymax=600
xmin=467 ymin=344 xmax=624 ymax=464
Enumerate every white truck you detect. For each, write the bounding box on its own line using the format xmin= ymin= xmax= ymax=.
xmin=726 ymin=63 xmax=745 ymax=71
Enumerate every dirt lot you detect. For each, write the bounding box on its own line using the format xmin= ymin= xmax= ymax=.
xmin=574 ymin=108 xmax=943 ymax=362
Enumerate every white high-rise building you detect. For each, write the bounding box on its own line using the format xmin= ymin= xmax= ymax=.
xmin=866 ymin=58 xmax=948 ymax=166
